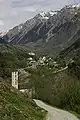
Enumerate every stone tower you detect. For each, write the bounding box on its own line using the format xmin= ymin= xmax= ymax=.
xmin=12 ymin=71 xmax=18 ymax=89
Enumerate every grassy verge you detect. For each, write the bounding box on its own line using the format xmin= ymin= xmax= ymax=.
xmin=0 ymin=83 xmax=47 ymax=120
xmin=70 ymin=111 xmax=80 ymax=119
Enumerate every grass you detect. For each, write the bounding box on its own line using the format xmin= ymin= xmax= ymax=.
xmin=0 ymin=83 xmax=47 ymax=120
xmin=70 ymin=111 xmax=80 ymax=119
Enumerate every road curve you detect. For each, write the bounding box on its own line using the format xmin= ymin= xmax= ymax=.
xmin=34 ymin=99 xmax=79 ymax=120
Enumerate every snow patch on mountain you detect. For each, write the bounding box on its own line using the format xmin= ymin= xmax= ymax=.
xmin=75 ymin=12 xmax=78 ymax=15
xmin=40 ymin=11 xmax=58 ymax=20
xmin=40 ymin=12 xmax=46 ymax=17
xmin=44 ymin=16 xmax=49 ymax=19
xmin=40 ymin=12 xmax=49 ymax=20
xmin=49 ymin=11 xmax=57 ymax=16
xmin=0 ymin=31 xmax=7 ymax=37
xmin=18 ymin=25 xmax=22 ymax=30
xmin=72 ymin=4 xmax=80 ymax=8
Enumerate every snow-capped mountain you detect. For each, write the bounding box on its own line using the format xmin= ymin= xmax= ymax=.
xmin=39 ymin=11 xmax=58 ymax=20
xmin=0 ymin=31 xmax=7 ymax=37
xmin=3 ymin=4 xmax=80 ymax=55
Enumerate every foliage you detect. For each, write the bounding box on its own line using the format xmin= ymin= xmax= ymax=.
xmin=0 ymin=43 xmax=80 ymax=117
xmin=0 ymin=83 xmax=46 ymax=120
xmin=0 ymin=44 xmax=35 ymax=83
xmin=28 ymin=65 xmax=80 ymax=115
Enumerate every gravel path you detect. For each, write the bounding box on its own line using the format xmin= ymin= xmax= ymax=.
xmin=34 ymin=99 xmax=79 ymax=120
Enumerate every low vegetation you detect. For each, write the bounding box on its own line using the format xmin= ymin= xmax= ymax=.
xmin=0 ymin=44 xmax=36 ymax=84
xmin=0 ymin=83 xmax=47 ymax=120
xmin=27 ymin=64 xmax=80 ymax=117
xmin=0 ymin=43 xmax=80 ymax=118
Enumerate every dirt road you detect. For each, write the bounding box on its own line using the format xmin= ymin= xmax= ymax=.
xmin=34 ymin=99 xmax=79 ymax=120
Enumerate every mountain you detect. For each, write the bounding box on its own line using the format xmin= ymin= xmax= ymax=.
xmin=59 ymin=28 xmax=80 ymax=67
xmin=59 ymin=36 xmax=80 ymax=79
xmin=60 ymin=35 xmax=80 ymax=59
xmin=3 ymin=4 xmax=80 ymax=55
xmin=0 ymin=37 xmax=7 ymax=44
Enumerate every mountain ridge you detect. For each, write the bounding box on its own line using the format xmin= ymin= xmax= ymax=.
xmin=3 ymin=4 xmax=80 ymax=55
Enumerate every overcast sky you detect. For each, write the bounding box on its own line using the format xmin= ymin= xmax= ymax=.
xmin=0 ymin=0 xmax=80 ymax=31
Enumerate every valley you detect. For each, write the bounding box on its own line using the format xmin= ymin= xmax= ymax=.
xmin=0 ymin=3 xmax=80 ymax=120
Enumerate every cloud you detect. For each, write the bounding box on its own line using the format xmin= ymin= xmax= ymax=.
xmin=0 ymin=20 xmax=4 ymax=26
xmin=23 ymin=7 xmax=36 ymax=12
xmin=0 ymin=0 xmax=78 ymax=31
xmin=11 ymin=0 xmax=46 ymax=8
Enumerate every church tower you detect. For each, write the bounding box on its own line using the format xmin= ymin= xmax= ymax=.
xmin=12 ymin=71 xmax=18 ymax=89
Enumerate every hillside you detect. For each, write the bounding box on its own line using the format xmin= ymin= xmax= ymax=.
xmin=0 ymin=42 xmax=80 ymax=118
xmin=0 ymin=43 xmax=38 ymax=84
xmin=0 ymin=83 xmax=46 ymax=120
xmin=59 ymin=36 xmax=80 ymax=79
xmin=25 ymin=64 xmax=80 ymax=117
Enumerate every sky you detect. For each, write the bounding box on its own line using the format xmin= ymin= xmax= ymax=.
xmin=0 ymin=0 xmax=80 ymax=32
